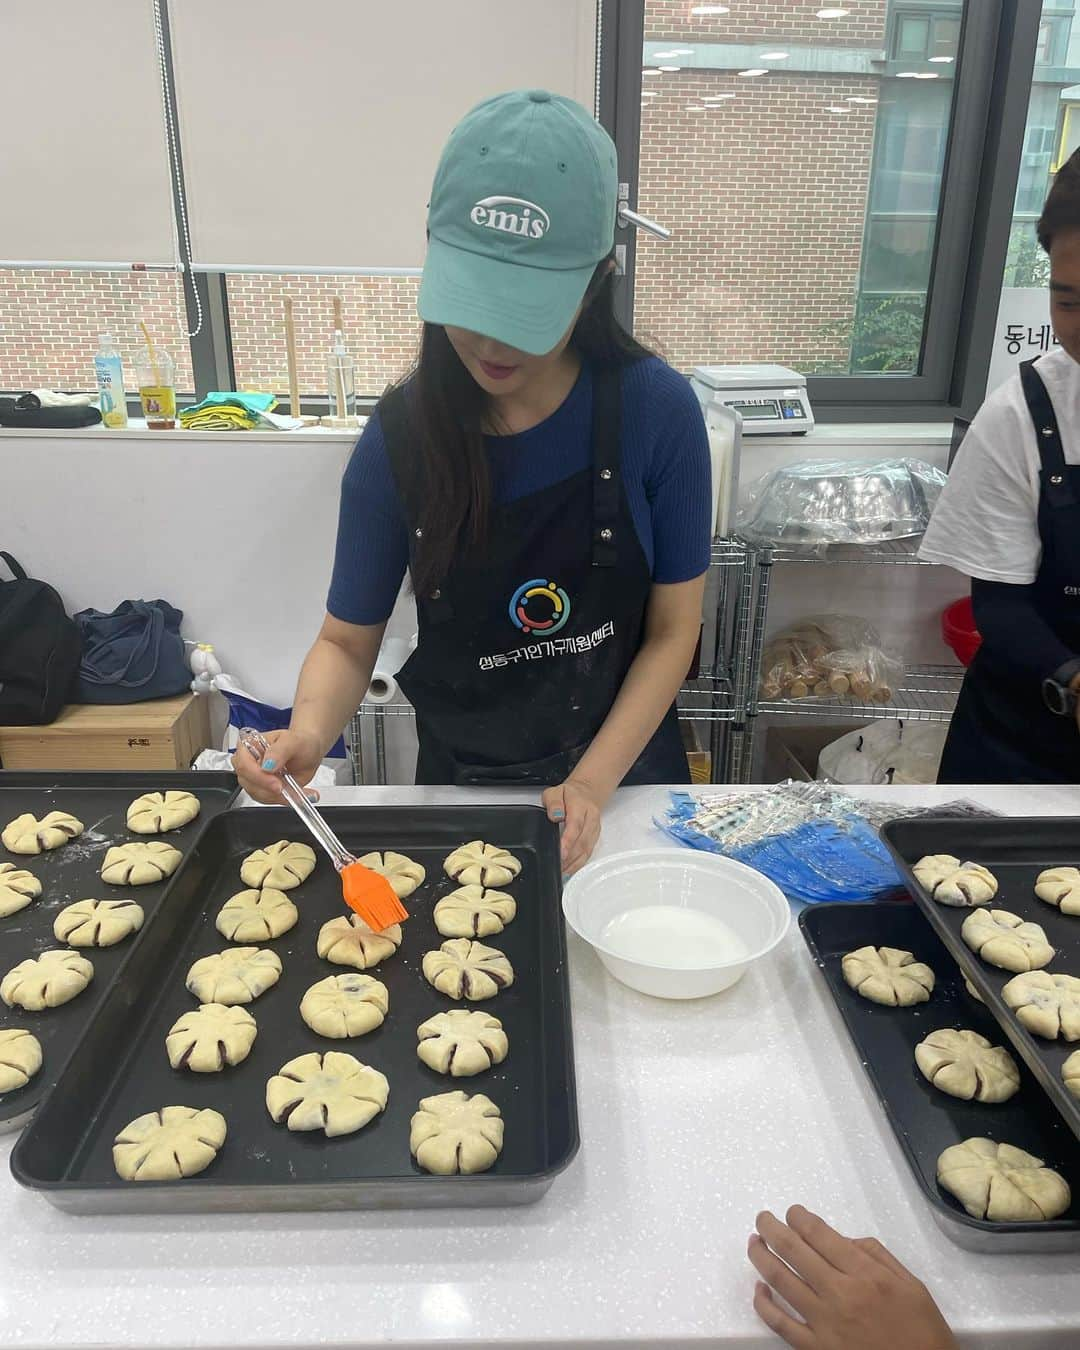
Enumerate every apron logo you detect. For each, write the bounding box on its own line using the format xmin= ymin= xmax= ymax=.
xmin=509 ymin=579 xmax=570 ymax=635
xmin=470 ymin=196 xmax=550 ymax=239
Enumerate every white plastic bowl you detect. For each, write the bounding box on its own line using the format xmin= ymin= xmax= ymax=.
xmin=562 ymin=848 xmax=791 ymax=999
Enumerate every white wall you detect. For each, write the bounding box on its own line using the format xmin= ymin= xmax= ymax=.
xmin=1 ymin=420 xmax=957 ymax=784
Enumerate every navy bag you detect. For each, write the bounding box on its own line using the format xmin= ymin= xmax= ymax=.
xmin=73 ymin=599 xmax=190 ymax=704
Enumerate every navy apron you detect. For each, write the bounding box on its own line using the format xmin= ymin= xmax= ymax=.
xmin=379 ymin=363 xmax=690 ymax=787
xmin=938 ymin=359 xmax=1080 ymax=783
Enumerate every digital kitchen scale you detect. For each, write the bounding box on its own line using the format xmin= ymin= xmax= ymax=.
xmin=690 ymin=363 xmax=814 ymax=435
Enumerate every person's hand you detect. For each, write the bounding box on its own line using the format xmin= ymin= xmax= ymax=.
xmin=542 ymin=775 xmax=608 ymax=877
xmin=233 ymin=728 xmax=323 ymax=804
xmin=748 ymin=1206 xmax=956 ymax=1350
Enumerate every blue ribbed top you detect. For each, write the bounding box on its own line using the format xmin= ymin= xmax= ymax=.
xmin=327 ymin=355 xmax=711 ymax=624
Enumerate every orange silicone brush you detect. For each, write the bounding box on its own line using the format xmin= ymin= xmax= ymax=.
xmin=238 ymin=727 xmax=408 ymax=931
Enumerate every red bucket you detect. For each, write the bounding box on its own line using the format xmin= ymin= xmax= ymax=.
xmin=942 ymin=597 xmax=981 ymax=667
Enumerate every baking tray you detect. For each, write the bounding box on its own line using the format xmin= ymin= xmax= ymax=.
xmin=12 ymin=804 xmax=578 ymax=1213
xmin=0 ymin=771 xmax=239 ymax=1132
xmin=881 ymin=817 xmax=1080 ymax=1144
xmin=801 ymin=901 xmax=1080 ymax=1252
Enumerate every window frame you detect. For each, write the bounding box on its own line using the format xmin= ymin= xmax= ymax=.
xmin=600 ymin=0 xmax=1045 ymax=422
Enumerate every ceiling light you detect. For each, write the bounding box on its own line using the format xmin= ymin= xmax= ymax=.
xmin=642 ymin=68 xmax=661 ymax=75
xmin=845 ymin=96 xmax=878 ymax=104
xmin=687 ymin=105 xmax=707 ymax=111
xmin=826 ymin=106 xmax=850 ymax=113
xmin=653 ymin=50 xmax=681 ymax=59
xmin=760 ymin=52 xmax=789 ymax=60
xmin=896 ymin=70 xmax=919 ymax=78
xmin=914 ymin=71 xmax=939 ymax=79
xmin=928 ymin=55 xmax=955 ymax=63
xmin=691 ymin=5 xmax=730 ymax=13
xmin=816 ymin=7 xmax=851 ymax=17
xmin=658 ymin=65 xmax=682 ymax=73
xmin=739 ymin=68 xmax=768 ymax=77
xmin=669 ymin=48 xmax=695 ymax=56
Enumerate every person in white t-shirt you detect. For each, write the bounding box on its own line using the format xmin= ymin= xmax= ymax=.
xmin=920 ymin=147 xmax=1080 ymax=782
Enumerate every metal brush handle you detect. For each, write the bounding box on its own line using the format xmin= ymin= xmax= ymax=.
xmin=237 ymin=727 xmax=354 ymax=872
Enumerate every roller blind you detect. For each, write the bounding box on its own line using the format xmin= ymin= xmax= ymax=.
xmin=0 ymin=0 xmax=178 ymax=269
xmin=169 ymin=0 xmax=598 ymax=273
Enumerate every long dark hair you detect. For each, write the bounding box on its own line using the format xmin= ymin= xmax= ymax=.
xmin=386 ymin=254 xmax=654 ymax=599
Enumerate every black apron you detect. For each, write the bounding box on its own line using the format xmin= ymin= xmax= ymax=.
xmin=938 ymin=359 xmax=1080 ymax=784
xmin=379 ymin=363 xmax=690 ymax=788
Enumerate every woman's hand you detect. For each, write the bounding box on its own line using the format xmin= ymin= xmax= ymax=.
xmin=233 ymin=728 xmax=324 ymax=804
xmin=542 ymin=775 xmax=608 ymax=877
xmin=748 ymin=1206 xmax=956 ymax=1350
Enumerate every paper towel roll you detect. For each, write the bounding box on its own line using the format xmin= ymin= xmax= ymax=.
xmin=365 ymin=638 xmax=411 ymax=705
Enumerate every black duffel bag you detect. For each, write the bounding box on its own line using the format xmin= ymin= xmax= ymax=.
xmin=0 ymin=551 xmax=83 ymax=725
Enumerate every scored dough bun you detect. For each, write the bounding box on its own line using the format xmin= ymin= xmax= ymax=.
xmin=356 ymin=851 xmax=425 ymax=899
xmin=126 ymin=790 xmax=200 ymax=834
xmin=433 ymin=885 xmax=516 ymax=939
xmin=936 ymin=1137 xmax=1071 ymax=1222
xmin=914 ymin=1028 xmax=1020 ymax=1103
xmin=113 ymin=1105 xmax=226 ymax=1181
xmin=317 ymin=914 xmax=402 ymax=971
xmin=185 ymin=946 xmax=282 ymax=1005
xmin=54 ymin=898 xmax=144 ymax=948
xmin=265 ymin=1051 xmax=389 ymax=1137
xmin=1064 ymin=1050 xmax=1080 ymax=1100
xmin=101 ymin=841 xmax=182 ymax=886
xmin=841 ymin=945 xmax=934 ymax=1007
xmin=422 ymin=939 xmax=515 ymax=1001
xmin=0 ymin=1028 xmax=43 ymax=1092
xmin=1002 ymin=971 xmax=1080 ymax=1041
xmin=410 ymin=1090 xmax=504 ymax=1174
xmin=300 ymin=973 xmax=389 ymax=1038
xmin=443 ymin=841 xmax=522 ymax=889
xmin=417 ymin=1009 xmax=508 ymax=1077
xmin=166 ymin=1003 xmax=257 ymax=1072
xmin=1 ymin=949 xmax=93 ymax=1010
xmin=215 ymin=888 xmax=298 ymax=943
xmin=912 ymin=854 xmax=997 ymax=907
xmin=2 ymin=810 xmax=84 ymax=855
xmin=1034 ymin=866 xmax=1080 ymax=916
xmin=239 ymin=841 xmax=316 ymax=891
xmin=0 ymin=863 xmax=42 ymax=918
xmin=960 ymin=908 xmax=1055 ymax=974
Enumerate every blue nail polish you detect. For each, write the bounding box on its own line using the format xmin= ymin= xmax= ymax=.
xmin=262 ymin=758 xmax=276 ymax=770
xmin=552 ymin=809 xmax=565 ymax=820
xmin=561 ymin=873 xmax=570 ymax=885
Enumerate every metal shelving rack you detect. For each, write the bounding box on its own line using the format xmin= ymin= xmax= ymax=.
xmin=737 ymin=537 xmax=965 ymax=781
xmin=351 ymin=536 xmax=753 ymax=785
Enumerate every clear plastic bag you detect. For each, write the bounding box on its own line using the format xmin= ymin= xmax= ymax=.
xmin=656 ymin=783 xmax=997 ymax=904
xmin=760 ymin=614 xmax=902 ymax=705
xmin=737 ymin=458 xmax=946 ymax=550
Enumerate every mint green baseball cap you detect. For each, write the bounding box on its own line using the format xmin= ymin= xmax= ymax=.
xmin=418 ymin=89 xmax=619 ymax=356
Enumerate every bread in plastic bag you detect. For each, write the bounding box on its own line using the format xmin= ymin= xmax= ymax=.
xmin=760 ymin=614 xmax=902 ymax=705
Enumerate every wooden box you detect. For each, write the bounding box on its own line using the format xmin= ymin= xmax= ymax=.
xmin=0 ymin=694 xmax=211 ymax=771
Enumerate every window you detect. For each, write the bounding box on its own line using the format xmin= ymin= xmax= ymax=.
xmin=1004 ymin=4 xmax=1080 ymax=290
xmin=0 ymin=269 xmax=195 ymax=394
xmin=635 ymin=0 xmax=962 ymax=377
xmin=225 ymin=274 xmax=420 ymax=402
xmin=890 ymin=9 xmax=960 ymax=62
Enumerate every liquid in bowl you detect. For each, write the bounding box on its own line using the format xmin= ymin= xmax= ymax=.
xmin=599 ymin=904 xmax=749 ymax=968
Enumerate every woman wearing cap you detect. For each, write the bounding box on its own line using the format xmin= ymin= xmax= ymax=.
xmin=236 ymin=90 xmax=711 ymax=873
xmin=921 ymin=147 xmax=1080 ymax=782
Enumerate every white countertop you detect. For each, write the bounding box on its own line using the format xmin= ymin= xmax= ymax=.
xmin=3 ymin=783 xmax=1080 ymax=1350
